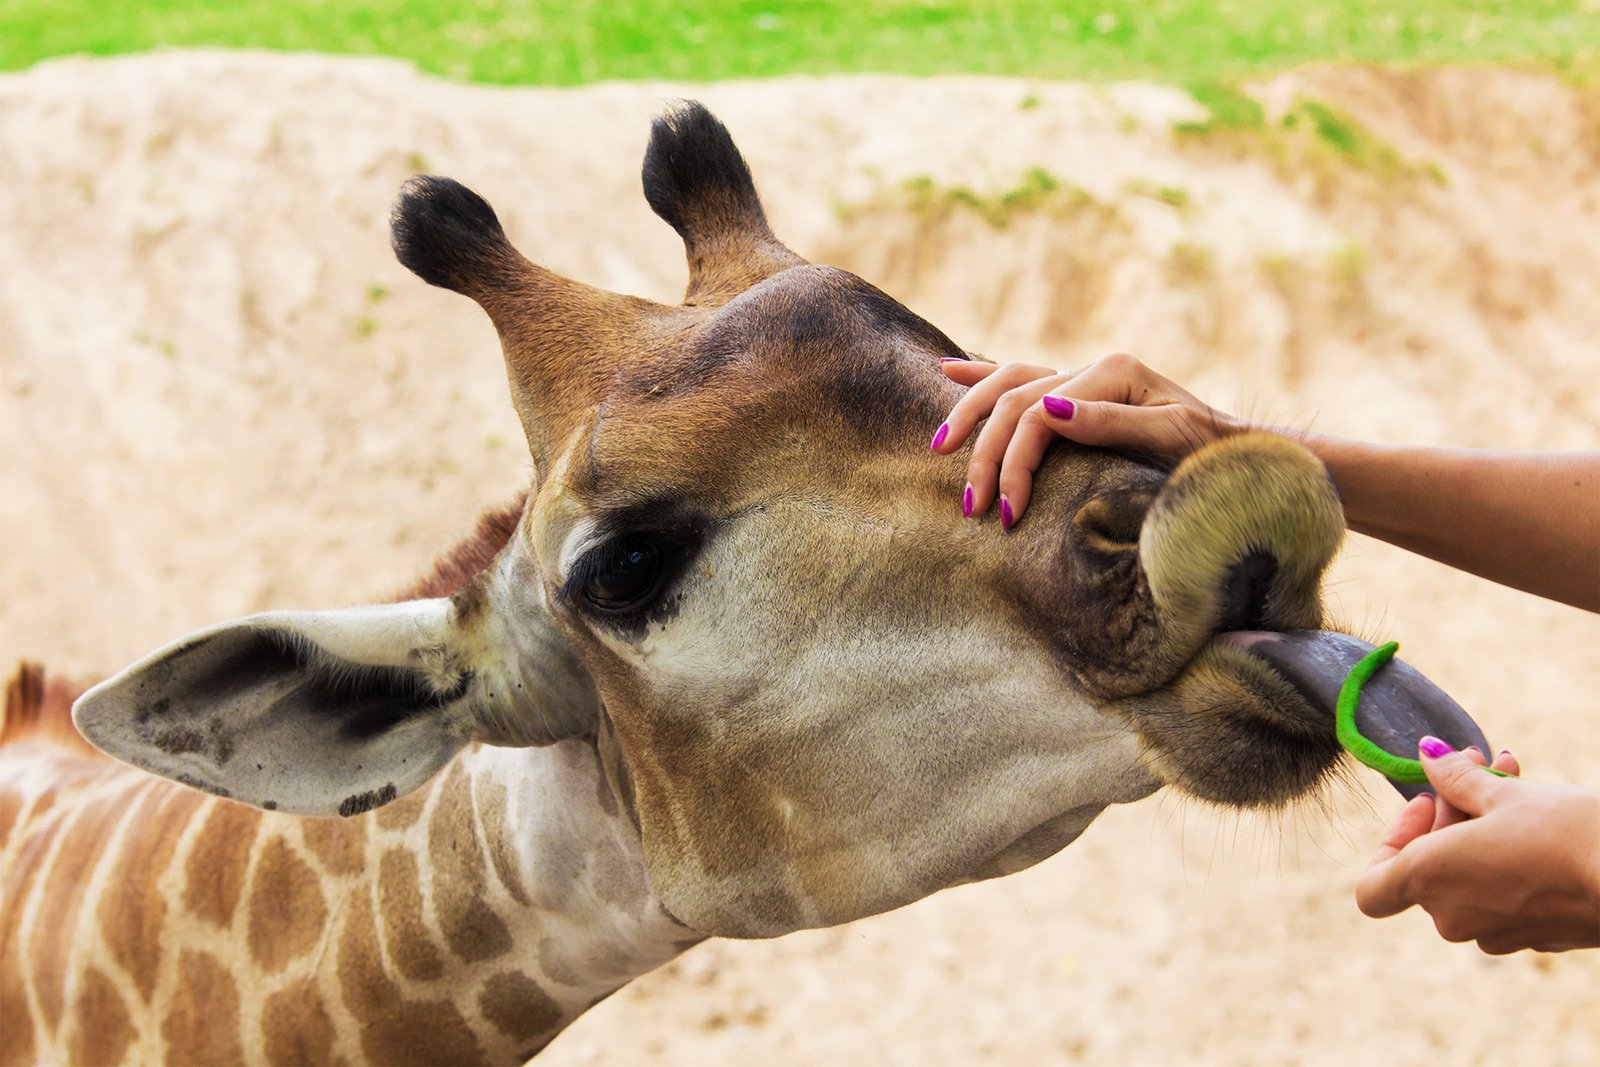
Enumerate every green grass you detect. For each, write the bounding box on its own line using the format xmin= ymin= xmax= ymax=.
xmin=1175 ymin=88 xmax=1447 ymax=187
xmin=840 ymin=168 xmax=1106 ymax=228
xmin=3 ymin=1 xmax=1598 ymax=85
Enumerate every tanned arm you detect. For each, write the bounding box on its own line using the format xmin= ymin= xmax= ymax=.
xmin=1298 ymin=440 xmax=1599 ymax=612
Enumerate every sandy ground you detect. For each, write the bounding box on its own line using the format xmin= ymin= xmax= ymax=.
xmin=2 ymin=52 xmax=1598 ymax=1065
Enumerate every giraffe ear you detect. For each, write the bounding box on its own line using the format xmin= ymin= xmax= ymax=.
xmin=73 ymin=601 xmax=473 ymax=817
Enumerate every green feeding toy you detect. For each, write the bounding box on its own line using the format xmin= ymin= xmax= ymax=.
xmin=1337 ymin=641 xmax=1509 ymax=786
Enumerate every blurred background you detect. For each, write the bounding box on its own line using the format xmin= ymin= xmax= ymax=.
xmin=3 ymin=3 xmax=1598 ymax=1065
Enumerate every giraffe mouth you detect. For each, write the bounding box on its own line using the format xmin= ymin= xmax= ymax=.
xmin=1213 ymin=630 xmax=1492 ymax=797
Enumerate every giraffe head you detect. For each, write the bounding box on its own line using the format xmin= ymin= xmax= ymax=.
xmin=76 ymin=103 xmax=1356 ymax=938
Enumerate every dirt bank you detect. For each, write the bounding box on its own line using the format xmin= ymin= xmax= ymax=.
xmin=2 ymin=53 xmax=1596 ymax=1065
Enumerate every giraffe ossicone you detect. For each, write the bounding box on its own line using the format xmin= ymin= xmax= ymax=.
xmin=9 ymin=101 xmax=1367 ymax=1063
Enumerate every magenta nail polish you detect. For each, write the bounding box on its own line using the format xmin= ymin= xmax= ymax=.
xmin=1418 ymin=735 xmax=1454 ymax=759
xmin=962 ymin=483 xmax=974 ymax=518
xmin=1042 ymin=395 xmax=1076 ymax=420
xmin=940 ymin=357 xmax=964 ymax=364
xmin=1000 ymin=495 xmax=1014 ymax=530
xmin=930 ymin=423 xmax=949 ymax=450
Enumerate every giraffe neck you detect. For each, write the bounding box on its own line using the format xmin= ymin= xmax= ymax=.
xmin=0 ymin=735 xmax=702 ymax=1066
xmin=326 ymin=737 xmax=700 ymax=1063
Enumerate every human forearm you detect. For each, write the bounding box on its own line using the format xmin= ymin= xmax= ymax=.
xmin=1290 ymin=435 xmax=1600 ymax=612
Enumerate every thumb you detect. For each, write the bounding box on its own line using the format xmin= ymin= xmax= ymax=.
xmin=1040 ymin=398 xmax=1195 ymax=461
xmin=1418 ymin=736 xmax=1505 ymax=818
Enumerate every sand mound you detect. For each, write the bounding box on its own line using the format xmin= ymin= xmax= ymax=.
xmin=2 ymin=53 xmax=1596 ymax=1065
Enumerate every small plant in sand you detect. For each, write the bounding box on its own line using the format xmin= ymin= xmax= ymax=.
xmin=1125 ymin=179 xmax=1193 ymax=212
xmin=840 ymin=167 xmax=1110 ymax=230
xmin=355 ymin=282 xmax=389 ymax=338
xmin=1165 ymin=242 xmax=1214 ymax=286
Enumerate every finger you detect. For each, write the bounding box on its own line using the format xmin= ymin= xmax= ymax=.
xmin=933 ymin=363 xmax=1058 ymax=456
xmin=1371 ymin=794 xmax=1436 ymax=865
xmin=1355 ymin=796 xmax=1435 ymax=918
xmin=1432 ymin=746 xmax=1488 ymax=830
xmin=1418 ymin=737 xmax=1507 ymax=818
xmin=940 ymin=359 xmax=1000 ymax=387
xmin=965 ymin=377 xmax=1064 ymax=521
xmin=996 ymin=409 xmax=1066 ymax=522
xmin=1432 ymin=912 xmax=1478 ymax=944
xmin=1490 ymin=748 xmax=1520 ymax=777
xmin=1476 ymin=932 xmax=1535 ymax=956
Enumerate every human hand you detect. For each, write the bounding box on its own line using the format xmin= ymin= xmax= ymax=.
xmin=1355 ymin=738 xmax=1600 ymax=954
xmin=930 ymin=353 xmax=1244 ymax=527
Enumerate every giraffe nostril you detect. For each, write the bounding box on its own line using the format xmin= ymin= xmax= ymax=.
xmin=1072 ymin=487 xmax=1155 ymax=555
xmin=1218 ymin=552 xmax=1278 ymax=632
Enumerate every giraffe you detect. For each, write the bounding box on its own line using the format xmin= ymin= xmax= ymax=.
xmin=3 ymin=101 xmax=1383 ymax=1063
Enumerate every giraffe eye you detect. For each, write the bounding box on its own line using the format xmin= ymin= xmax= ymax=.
xmin=576 ymin=534 xmax=665 ymax=613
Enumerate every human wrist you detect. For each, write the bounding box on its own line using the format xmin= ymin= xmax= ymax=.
xmin=1578 ymin=793 xmax=1600 ymax=909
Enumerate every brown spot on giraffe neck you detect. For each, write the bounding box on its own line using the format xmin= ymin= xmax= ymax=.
xmin=248 ymin=836 xmax=328 ymax=973
xmin=66 ymin=966 xmax=135 ymax=1066
xmin=428 ymin=763 xmax=512 ymax=963
xmin=184 ymin=800 xmax=263 ymax=927
xmin=473 ymin=775 xmax=530 ymax=906
xmin=340 ymin=888 xmax=488 ymax=1065
xmin=378 ymin=848 xmax=444 ymax=981
xmin=361 ymin=1000 xmax=488 ymax=1067
xmin=478 ymin=970 xmax=563 ymax=1045
xmin=31 ymin=790 xmax=133 ymax=1032
xmin=0 ymin=948 xmax=35 ymax=1066
xmin=374 ymin=781 xmax=430 ymax=831
xmin=300 ymin=815 xmax=365 ymax=876
xmin=163 ymin=950 xmax=245 ymax=1066
xmin=0 ymin=790 xmax=22 ymax=854
xmin=0 ymin=787 xmax=63 ymax=1067
xmin=337 ymin=891 xmax=401 ymax=1023
xmin=535 ymin=930 xmax=638 ymax=987
xmin=262 ymin=977 xmax=337 ymax=1067
xmin=100 ymin=779 xmax=198 ymax=1001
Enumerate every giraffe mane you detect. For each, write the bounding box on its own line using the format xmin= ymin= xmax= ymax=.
xmin=0 ymin=660 xmax=99 ymax=759
xmin=0 ymin=493 xmax=529 ymax=762
xmin=391 ymin=492 xmax=528 ymax=601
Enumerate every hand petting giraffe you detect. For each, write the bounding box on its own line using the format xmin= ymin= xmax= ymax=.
xmin=1 ymin=103 xmax=1431 ymax=1065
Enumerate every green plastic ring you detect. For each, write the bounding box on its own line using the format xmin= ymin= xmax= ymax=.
xmin=1336 ymin=641 xmax=1509 ymax=784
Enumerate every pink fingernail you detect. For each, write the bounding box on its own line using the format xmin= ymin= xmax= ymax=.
xmin=962 ymin=483 xmax=974 ymax=518
xmin=930 ymin=423 xmax=949 ymax=450
xmin=1418 ymin=736 xmax=1454 ymax=759
xmin=940 ymin=357 xmax=964 ymax=364
xmin=1042 ymin=396 xmax=1076 ymax=420
xmin=1000 ymin=495 xmax=1014 ymax=530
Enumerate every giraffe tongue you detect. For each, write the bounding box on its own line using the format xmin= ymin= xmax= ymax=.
xmin=1215 ymin=630 xmax=1492 ymax=798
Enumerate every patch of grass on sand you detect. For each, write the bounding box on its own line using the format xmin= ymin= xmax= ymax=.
xmin=1175 ymin=81 xmax=1267 ymax=135
xmin=3 ymin=1 xmax=1598 ymax=85
xmin=864 ymin=168 xmax=1100 ymax=229
xmin=1176 ymin=84 xmax=1445 ymax=185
